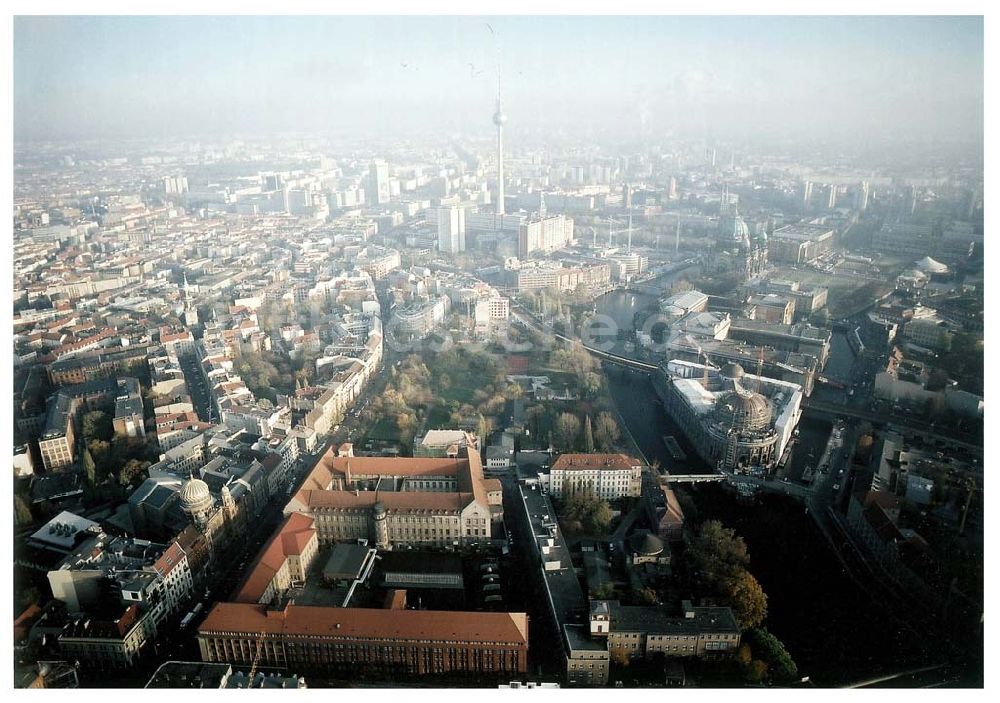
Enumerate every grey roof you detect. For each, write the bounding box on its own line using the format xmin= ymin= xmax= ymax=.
xmin=146 ymin=661 xmax=232 ymax=688
xmin=609 ymin=602 xmax=740 ymax=635
xmin=629 ymin=531 xmax=665 ymax=556
xmin=145 ymin=484 xmax=179 ymax=510
xmin=322 ymin=544 xmax=370 ymax=581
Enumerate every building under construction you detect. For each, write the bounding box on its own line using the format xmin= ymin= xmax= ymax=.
xmin=656 ymin=359 xmax=803 ymax=474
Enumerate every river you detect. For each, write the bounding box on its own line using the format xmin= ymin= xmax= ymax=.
xmin=596 ymin=267 xmax=842 ymax=476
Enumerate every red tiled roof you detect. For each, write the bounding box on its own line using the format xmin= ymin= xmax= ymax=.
xmin=327 ymin=454 xmax=468 ymax=479
xmin=660 ymin=486 xmax=685 ymax=524
xmin=294 ymin=447 xmax=489 ymax=515
xmin=200 ymin=602 xmax=529 ymax=645
xmin=551 ymin=453 xmax=641 ymax=471
xmin=234 ymin=514 xmax=316 ymax=604
xmin=303 ymin=489 xmax=472 ymax=513
xmin=152 ymin=541 xmax=187 ymax=578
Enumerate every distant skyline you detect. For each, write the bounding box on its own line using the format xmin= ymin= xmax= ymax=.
xmin=14 ymin=15 xmax=984 ymax=144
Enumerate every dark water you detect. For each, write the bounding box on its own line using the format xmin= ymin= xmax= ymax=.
xmin=595 ymin=289 xmax=658 ymax=331
xmin=824 ymin=330 xmax=856 ymax=380
xmin=785 ymin=415 xmax=833 ymax=482
xmin=604 ymin=365 xmax=711 ymax=474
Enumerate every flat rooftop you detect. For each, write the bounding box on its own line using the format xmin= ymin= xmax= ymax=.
xmin=322 ymin=543 xmax=370 ymax=582
xmin=771 ymin=223 xmax=835 ymax=241
xmin=146 ymin=661 xmax=231 ymax=688
xmin=519 ymin=481 xmax=598 ymax=647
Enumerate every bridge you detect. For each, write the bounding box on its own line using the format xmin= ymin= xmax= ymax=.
xmin=802 ymin=398 xmax=982 ymax=452
xmin=659 ymin=473 xmax=726 ymax=484
xmin=510 ymin=307 xmax=659 ymax=373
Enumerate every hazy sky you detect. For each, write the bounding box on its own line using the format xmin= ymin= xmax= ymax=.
xmin=13 ymin=15 xmax=984 ymax=144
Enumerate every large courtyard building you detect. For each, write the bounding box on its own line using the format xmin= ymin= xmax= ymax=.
xmin=284 ymin=446 xmax=499 ymax=548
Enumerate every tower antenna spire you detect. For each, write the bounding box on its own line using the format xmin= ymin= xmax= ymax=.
xmin=489 ymin=24 xmax=506 ymax=220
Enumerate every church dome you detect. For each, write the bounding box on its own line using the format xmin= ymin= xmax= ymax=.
xmin=179 ymin=477 xmax=213 ymax=515
xmin=630 ymin=531 xmax=664 ymax=557
xmin=714 ymin=390 xmax=772 ymax=433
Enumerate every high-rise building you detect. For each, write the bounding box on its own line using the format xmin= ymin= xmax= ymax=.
xmin=437 ymin=206 xmax=466 ymax=254
xmin=856 ymin=181 xmax=870 ymax=212
xmin=518 ymin=215 xmax=575 ymax=257
xmin=827 ymin=184 xmax=838 ymax=210
xmin=801 ymin=180 xmax=814 ymax=209
xmin=164 ymin=176 xmax=188 ymax=195
xmin=367 ymin=160 xmax=390 ymax=206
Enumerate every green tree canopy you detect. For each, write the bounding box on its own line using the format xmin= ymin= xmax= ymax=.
xmin=746 ymin=628 xmax=799 ymax=683
xmin=561 ymin=488 xmax=613 ymax=535
xmin=687 ymin=519 xmax=751 ymax=591
xmin=82 ymin=410 xmax=113 ymax=442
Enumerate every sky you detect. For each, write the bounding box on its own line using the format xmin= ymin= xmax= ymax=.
xmin=13 ymin=15 xmax=985 ymax=144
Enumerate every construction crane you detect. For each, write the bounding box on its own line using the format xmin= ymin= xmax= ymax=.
xmin=700 ymin=349 xmax=715 ymax=388
xmin=247 ymin=629 xmax=267 ymax=683
xmin=755 ymin=346 xmax=765 ymax=393
xmin=607 ymin=216 xmax=638 ymax=251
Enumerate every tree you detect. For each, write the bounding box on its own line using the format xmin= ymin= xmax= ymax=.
xmin=555 ymin=412 xmax=581 ymax=450
xmin=14 ymin=494 xmax=34 ymax=526
xmin=561 ymin=489 xmax=612 ymax=535
xmin=633 ymin=586 xmax=659 ymax=606
xmin=725 ymin=570 xmax=768 ymax=630
xmin=745 ymin=660 xmax=769 ymax=683
xmin=582 ymin=372 xmax=602 ymax=398
xmin=119 ymin=459 xmax=149 ymax=488
xmin=592 ymin=582 xmax=616 ymax=599
xmin=82 ymin=410 xmax=112 ymax=441
xmin=583 ymin=415 xmax=595 ymax=453
xmin=746 ymin=629 xmax=799 ymax=683
xmin=593 ymin=411 xmax=621 ymax=451
xmin=88 ymin=439 xmax=111 ymax=474
xmin=82 ymin=448 xmax=98 ymax=487
xmin=687 ymin=520 xmax=753 ymax=596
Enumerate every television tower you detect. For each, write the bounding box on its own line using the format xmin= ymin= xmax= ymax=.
xmin=493 ymin=48 xmax=507 ymax=217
